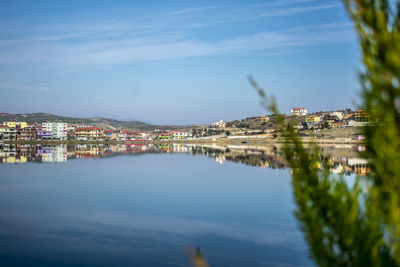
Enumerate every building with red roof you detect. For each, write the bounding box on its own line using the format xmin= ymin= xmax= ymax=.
xmin=290 ymin=107 xmax=308 ymax=116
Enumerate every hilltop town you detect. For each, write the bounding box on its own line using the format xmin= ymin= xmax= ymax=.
xmin=0 ymin=108 xmax=369 ymax=143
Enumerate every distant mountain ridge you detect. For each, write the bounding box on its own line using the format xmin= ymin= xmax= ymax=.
xmin=0 ymin=112 xmax=155 ymax=130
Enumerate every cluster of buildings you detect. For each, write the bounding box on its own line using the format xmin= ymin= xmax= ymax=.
xmin=0 ymin=121 xmax=194 ymax=142
xmin=290 ymin=108 xmax=371 ymax=129
xmin=0 ymin=108 xmax=372 ymax=143
xmin=0 ymin=121 xmax=72 ymax=141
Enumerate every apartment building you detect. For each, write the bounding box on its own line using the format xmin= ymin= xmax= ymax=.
xmin=74 ymin=127 xmax=105 ymax=141
xmin=42 ymin=122 xmax=67 ymax=140
xmin=0 ymin=125 xmax=16 ymax=141
xmin=3 ymin=122 xmax=27 ymax=129
xmin=17 ymin=124 xmax=36 ymax=141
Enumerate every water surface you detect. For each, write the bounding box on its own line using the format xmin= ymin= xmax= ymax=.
xmin=0 ymin=144 xmax=364 ymax=266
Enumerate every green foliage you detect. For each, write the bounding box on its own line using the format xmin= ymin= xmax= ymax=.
xmin=250 ymin=1 xmax=400 ymax=265
xmin=206 ymin=128 xmax=223 ymax=135
xmin=345 ymin=0 xmax=400 ymax=257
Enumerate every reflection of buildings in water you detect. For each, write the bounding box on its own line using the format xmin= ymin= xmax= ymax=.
xmin=118 ymin=144 xmax=128 ymax=152
xmin=0 ymin=144 xmax=16 ymax=157
xmin=346 ymin=158 xmax=370 ymax=176
xmin=191 ymin=145 xmax=285 ymax=169
xmin=125 ymin=144 xmax=151 ymax=153
xmin=2 ymin=155 xmax=27 ymax=164
xmin=75 ymin=144 xmax=101 ymax=158
xmin=323 ymin=155 xmax=370 ymax=176
xmin=0 ymin=144 xmax=24 ymax=163
xmin=41 ymin=145 xmax=67 ymax=163
xmin=140 ymin=145 xmax=149 ymax=152
xmin=216 ymin=154 xmax=226 ymax=164
xmin=173 ymin=144 xmax=191 ymax=153
xmin=196 ymin=145 xmax=369 ymax=174
xmin=357 ymin=146 xmax=366 ymax=152
xmin=0 ymin=144 xmax=68 ymax=163
xmin=0 ymin=144 xmax=369 ymax=175
xmin=157 ymin=144 xmax=174 ymax=153
xmin=330 ymin=164 xmax=345 ymax=174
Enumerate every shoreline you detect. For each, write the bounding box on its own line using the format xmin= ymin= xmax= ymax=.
xmin=0 ymin=137 xmax=363 ymax=146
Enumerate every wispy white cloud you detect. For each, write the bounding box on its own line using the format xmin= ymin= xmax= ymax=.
xmin=175 ymin=2 xmax=341 ymax=30
xmin=0 ymin=1 xmax=343 ymax=46
xmin=167 ymin=6 xmax=216 ymax=16
xmin=0 ymin=0 xmax=352 ymax=71
xmin=15 ymin=86 xmax=57 ymax=92
xmin=252 ymin=0 xmax=321 ymax=7
xmin=255 ymin=3 xmax=342 ymax=18
xmin=0 ymin=22 xmax=354 ymax=67
xmin=0 ymin=81 xmax=57 ymax=92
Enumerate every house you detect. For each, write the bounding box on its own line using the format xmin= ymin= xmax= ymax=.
xmin=74 ymin=127 xmax=105 ymax=141
xmin=322 ymin=114 xmax=339 ymax=127
xmin=172 ymin=130 xmax=192 ymax=139
xmin=137 ymin=131 xmax=151 ymax=140
xmin=330 ymin=111 xmax=344 ymax=120
xmin=66 ymin=124 xmax=76 ymax=136
xmin=212 ymin=120 xmax=226 ymax=128
xmin=116 ymin=131 xmax=127 ymax=141
xmin=290 ymin=107 xmax=308 ymax=116
xmin=104 ymin=130 xmax=119 ymax=141
xmin=331 ymin=121 xmax=347 ymax=128
xmin=259 ymin=115 xmax=269 ymax=122
xmin=120 ymin=130 xmax=140 ymax=141
xmin=306 ymin=115 xmax=321 ymax=127
xmin=343 ymin=113 xmax=354 ymax=120
xmin=158 ymin=132 xmax=172 ymax=140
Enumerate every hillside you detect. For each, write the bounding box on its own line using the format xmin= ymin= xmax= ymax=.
xmin=0 ymin=112 xmax=159 ymax=130
xmin=226 ymin=115 xmax=289 ymax=130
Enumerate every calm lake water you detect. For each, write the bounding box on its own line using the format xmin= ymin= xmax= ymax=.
xmin=0 ymin=144 xmax=365 ymax=266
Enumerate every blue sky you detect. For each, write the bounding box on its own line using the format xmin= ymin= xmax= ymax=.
xmin=0 ymin=0 xmax=360 ymax=125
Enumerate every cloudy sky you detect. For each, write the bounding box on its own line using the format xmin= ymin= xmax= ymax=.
xmin=0 ymin=0 xmax=360 ymax=125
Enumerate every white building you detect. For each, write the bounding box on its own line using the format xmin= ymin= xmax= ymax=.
xmin=137 ymin=131 xmax=151 ymax=140
xmin=42 ymin=122 xmax=67 ymax=140
xmin=330 ymin=111 xmax=344 ymax=120
xmin=172 ymin=131 xmax=192 ymax=139
xmin=290 ymin=108 xmax=308 ymax=116
xmin=211 ymin=120 xmax=226 ymax=128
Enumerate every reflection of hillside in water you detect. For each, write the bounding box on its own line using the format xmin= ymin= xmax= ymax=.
xmin=0 ymin=143 xmax=369 ymax=175
xmin=191 ymin=145 xmax=287 ymax=169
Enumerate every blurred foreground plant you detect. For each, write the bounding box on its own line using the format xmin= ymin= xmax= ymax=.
xmin=250 ymin=0 xmax=400 ymax=266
